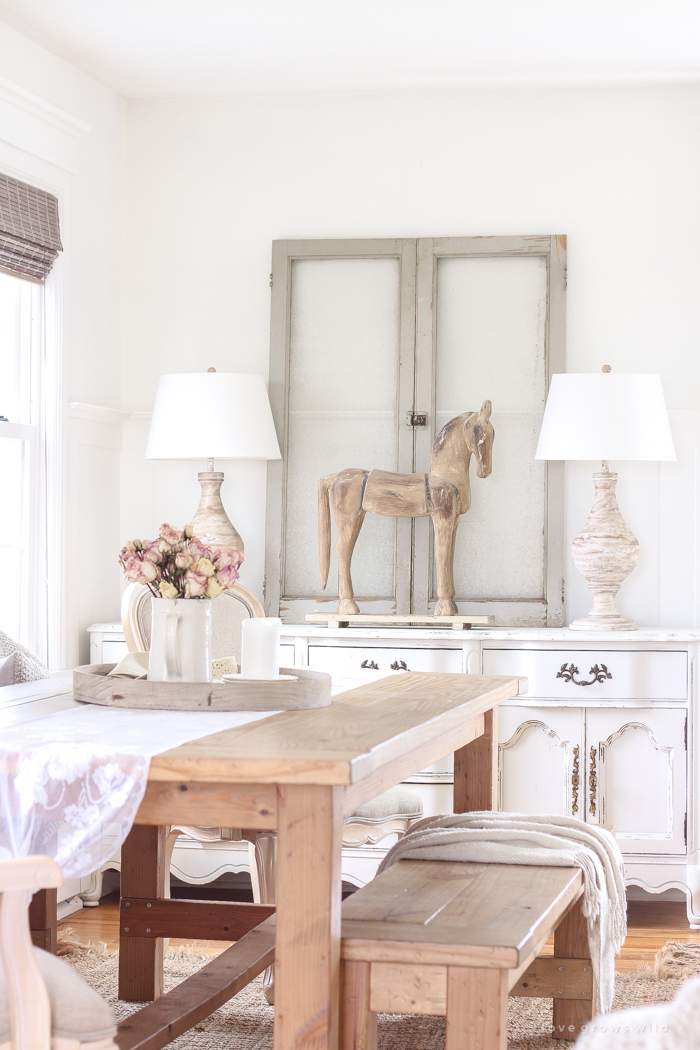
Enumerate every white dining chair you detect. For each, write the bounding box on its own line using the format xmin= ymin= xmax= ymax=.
xmin=0 ymin=855 xmax=116 ymax=1050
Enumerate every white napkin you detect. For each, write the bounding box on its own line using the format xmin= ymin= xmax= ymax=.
xmin=107 ymin=652 xmax=239 ymax=680
xmin=108 ymin=651 xmax=149 ymax=679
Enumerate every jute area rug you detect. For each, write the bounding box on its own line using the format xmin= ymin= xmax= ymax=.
xmin=59 ymin=931 xmax=700 ymax=1050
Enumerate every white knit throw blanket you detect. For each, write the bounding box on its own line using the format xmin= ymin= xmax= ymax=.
xmin=377 ymin=812 xmax=627 ymax=1014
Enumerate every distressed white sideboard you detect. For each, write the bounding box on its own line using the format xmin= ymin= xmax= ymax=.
xmin=281 ymin=624 xmax=700 ymax=924
xmin=87 ymin=621 xmax=700 ymax=924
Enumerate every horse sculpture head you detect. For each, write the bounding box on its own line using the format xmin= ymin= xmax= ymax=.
xmin=431 ymin=401 xmax=494 ymax=480
xmin=467 ymin=400 xmax=494 ymax=478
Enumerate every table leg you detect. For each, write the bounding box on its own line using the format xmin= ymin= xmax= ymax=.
xmin=274 ymin=784 xmax=344 ymax=1050
xmin=453 ymin=707 xmax=498 ymax=813
xmin=119 ymin=824 xmax=167 ymax=1002
xmin=29 ymin=888 xmax=57 ymax=953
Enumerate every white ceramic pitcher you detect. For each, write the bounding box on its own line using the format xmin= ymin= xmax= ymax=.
xmin=148 ymin=597 xmax=212 ymax=682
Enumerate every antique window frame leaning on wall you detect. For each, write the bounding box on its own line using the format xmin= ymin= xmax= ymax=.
xmin=264 ymin=235 xmax=566 ymax=627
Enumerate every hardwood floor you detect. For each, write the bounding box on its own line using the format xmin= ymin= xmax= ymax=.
xmin=543 ymin=901 xmax=700 ymax=973
xmin=62 ymin=894 xmax=700 ymax=973
xmin=62 ymin=894 xmax=232 ymax=957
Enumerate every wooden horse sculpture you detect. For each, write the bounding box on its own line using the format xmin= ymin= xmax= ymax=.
xmin=318 ymin=401 xmax=494 ymax=616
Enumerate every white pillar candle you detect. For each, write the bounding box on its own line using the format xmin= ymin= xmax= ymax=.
xmin=241 ymin=617 xmax=281 ymax=679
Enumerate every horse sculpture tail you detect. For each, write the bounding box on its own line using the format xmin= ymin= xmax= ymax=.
xmin=318 ymin=474 xmax=334 ymax=589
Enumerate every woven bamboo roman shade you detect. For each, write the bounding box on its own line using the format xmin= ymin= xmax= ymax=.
xmin=0 ymin=174 xmax=62 ymax=282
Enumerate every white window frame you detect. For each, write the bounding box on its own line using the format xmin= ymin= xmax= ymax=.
xmin=0 ymin=169 xmax=64 ymax=668
xmin=43 ymin=256 xmax=64 ymax=670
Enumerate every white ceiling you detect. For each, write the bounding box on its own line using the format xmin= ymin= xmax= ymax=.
xmin=1 ymin=0 xmax=700 ymax=99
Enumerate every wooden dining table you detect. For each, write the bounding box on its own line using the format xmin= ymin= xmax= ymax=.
xmin=1 ymin=669 xmax=524 ymax=1050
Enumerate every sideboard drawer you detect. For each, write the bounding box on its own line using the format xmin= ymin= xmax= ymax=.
xmin=102 ymin=638 xmax=129 ymax=663
xmin=280 ymin=643 xmax=296 ymax=667
xmin=308 ymin=645 xmax=463 ymax=677
xmin=482 ymin=649 xmax=687 ymax=700
xmin=402 ymin=780 xmax=454 ymax=818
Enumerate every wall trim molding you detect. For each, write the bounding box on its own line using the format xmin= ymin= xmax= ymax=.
xmin=0 ymin=76 xmax=90 ymax=136
xmin=0 ymin=134 xmax=79 ymax=176
xmin=68 ymin=402 xmax=129 ymax=425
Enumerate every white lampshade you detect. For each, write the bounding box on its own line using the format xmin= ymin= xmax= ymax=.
xmin=145 ymin=373 xmax=281 ymax=460
xmin=535 ymin=373 xmax=676 ymax=462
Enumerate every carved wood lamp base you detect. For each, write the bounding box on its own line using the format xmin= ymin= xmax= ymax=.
xmin=569 ymin=466 xmax=640 ymax=633
xmin=188 ymin=470 xmax=244 ymax=551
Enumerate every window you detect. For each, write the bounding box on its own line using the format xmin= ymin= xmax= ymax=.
xmin=0 ymin=173 xmax=63 ymax=664
xmin=0 ymin=271 xmax=46 ymax=649
xmin=266 ymin=236 xmax=566 ymax=626
xmin=0 ymin=270 xmax=43 ymax=647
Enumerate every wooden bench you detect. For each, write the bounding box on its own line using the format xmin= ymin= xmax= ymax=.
xmin=340 ymin=859 xmax=594 ymax=1050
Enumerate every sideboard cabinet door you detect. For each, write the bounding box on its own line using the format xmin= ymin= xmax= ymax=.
xmin=498 ymin=707 xmax=584 ymax=817
xmin=585 ymin=708 xmax=687 ymax=856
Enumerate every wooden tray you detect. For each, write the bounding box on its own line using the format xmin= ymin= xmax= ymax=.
xmin=73 ymin=664 xmax=331 ymax=711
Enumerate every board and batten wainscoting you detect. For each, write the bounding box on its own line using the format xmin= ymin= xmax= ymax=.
xmin=89 ymin=622 xmax=700 ymax=924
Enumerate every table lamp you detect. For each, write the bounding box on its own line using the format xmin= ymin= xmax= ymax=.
xmin=535 ymin=367 xmax=675 ymax=631
xmin=145 ymin=370 xmax=281 ymax=550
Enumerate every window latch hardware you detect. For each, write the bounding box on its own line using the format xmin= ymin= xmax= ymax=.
xmin=407 ymin=411 xmax=427 ymax=428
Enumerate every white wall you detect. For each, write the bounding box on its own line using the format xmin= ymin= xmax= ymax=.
xmin=5 ymin=32 xmax=699 ymax=659
xmin=122 ymin=84 xmax=700 ymax=627
xmin=0 ymin=22 xmax=125 ymax=665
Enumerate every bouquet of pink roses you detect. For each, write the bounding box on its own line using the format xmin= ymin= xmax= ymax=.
xmin=119 ymin=524 xmax=244 ymax=600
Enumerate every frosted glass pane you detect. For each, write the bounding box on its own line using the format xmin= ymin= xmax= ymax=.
xmin=284 ymin=259 xmax=400 ymax=598
xmin=434 ymin=256 xmax=547 ymax=600
xmin=0 ymin=438 xmax=26 ymax=639
xmin=0 ymin=272 xmax=32 ymax=425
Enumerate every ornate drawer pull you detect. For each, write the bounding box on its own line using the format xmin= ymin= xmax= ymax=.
xmin=390 ymin=660 xmax=409 ymax=672
xmin=571 ymin=745 xmax=580 ymax=815
xmin=589 ymin=746 xmax=597 ymax=816
xmin=360 ymin=659 xmax=379 ymax=670
xmin=556 ymin=663 xmax=613 ymax=687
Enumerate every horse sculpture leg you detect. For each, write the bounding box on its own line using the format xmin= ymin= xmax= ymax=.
xmin=433 ymin=518 xmax=459 ymax=615
xmin=330 ymin=469 xmax=368 ymax=616
xmin=430 ymin=479 xmax=460 ymax=617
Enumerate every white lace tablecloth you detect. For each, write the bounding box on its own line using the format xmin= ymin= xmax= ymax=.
xmin=0 ymin=704 xmax=278 ymax=879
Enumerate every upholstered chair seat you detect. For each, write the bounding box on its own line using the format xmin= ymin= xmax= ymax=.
xmin=341 ymin=785 xmax=424 ymax=846
xmin=0 ymin=948 xmax=116 ymax=1050
xmin=0 ymin=855 xmax=116 ymax=1050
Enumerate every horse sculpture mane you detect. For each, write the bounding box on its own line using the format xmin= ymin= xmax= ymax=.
xmin=318 ymin=401 xmax=494 ymax=616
